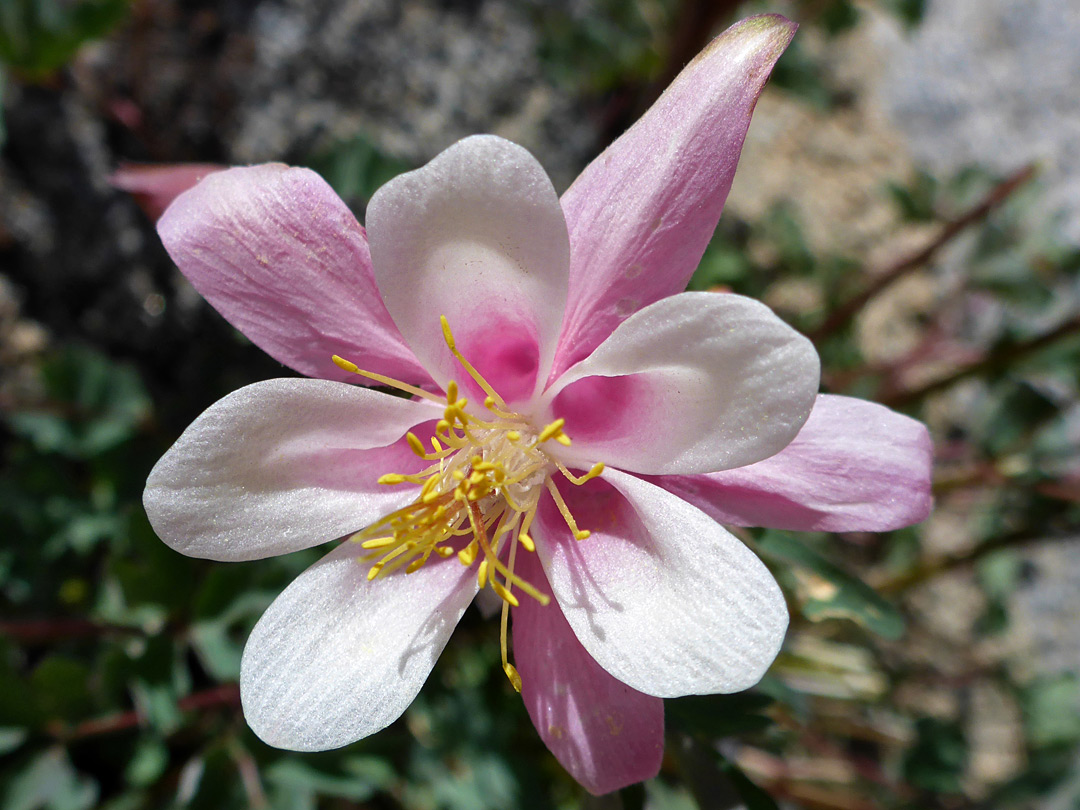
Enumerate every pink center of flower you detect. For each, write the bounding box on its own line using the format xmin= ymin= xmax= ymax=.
xmin=331 ymin=317 xmax=604 ymax=689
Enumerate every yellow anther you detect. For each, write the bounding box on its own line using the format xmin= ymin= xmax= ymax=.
xmin=406 ymin=433 xmax=426 ymax=457
xmin=332 ymin=354 xmax=359 ymax=373
xmin=555 ymin=460 xmax=605 ymax=486
xmin=440 ymin=315 xmax=458 ymax=351
xmin=360 ymin=536 xmax=396 ymax=550
xmin=545 ymin=478 xmax=592 ymax=543
xmin=503 ymin=662 xmax=522 ymax=693
xmin=575 ymin=530 xmax=591 ymax=540
xmin=331 ymin=355 xmax=444 ymax=404
xmin=458 ymin=542 xmax=478 ymax=566
xmin=440 ymin=315 xmax=506 ymax=408
xmin=491 ymin=580 xmax=520 ymax=607
xmin=339 ymin=318 xmax=607 ymax=689
xmin=537 ymin=418 xmax=566 ymax=444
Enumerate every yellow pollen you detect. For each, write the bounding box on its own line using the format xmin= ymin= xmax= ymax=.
xmin=336 ymin=316 xmax=608 ymax=691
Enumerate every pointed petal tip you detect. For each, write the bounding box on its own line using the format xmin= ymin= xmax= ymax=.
xmin=698 ymin=13 xmax=797 ymax=70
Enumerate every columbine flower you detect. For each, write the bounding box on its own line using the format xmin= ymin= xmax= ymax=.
xmin=143 ymin=15 xmax=932 ymax=795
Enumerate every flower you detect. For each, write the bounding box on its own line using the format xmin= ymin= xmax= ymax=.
xmin=143 ymin=14 xmax=933 ymax=795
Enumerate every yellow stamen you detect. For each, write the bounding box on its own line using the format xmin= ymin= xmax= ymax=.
xmin=335 ymin=322 xmax=608 ymax=687
xmin=440 ymin=316 xmax=506 ymax=409
xmin=332 ymin=355 xmax=444 ymax=404
xmin=545 ymin=478 xmax=591 ymax=540
xmin=477 ymin=559 xmax=489 ymax=589
xmin=554 ymin=459 xmax=605 ymax=486
xmin=359 ymin=536 xmax=396 ymax=549
xmin=406 ymin=432 xmax=426 ymax=457
xmin=536 ymin=418 xmax=566 ymax=445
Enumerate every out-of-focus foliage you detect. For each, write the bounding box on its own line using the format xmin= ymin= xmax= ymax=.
xmin=0 ymin=0 xmax=130 ymax=79
xmin=2 ymin=0 xmax=1080 ymax=809
xmin=532 ymin=0 xmax=675 ymax=95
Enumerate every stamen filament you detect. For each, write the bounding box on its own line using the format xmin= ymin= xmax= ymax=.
xmin=332 ymin=355 xmax=444 ymax=403
xmin=545 ymin=478 xmax=591 ymax=540
xmin=554 ymin=459 xmax=606 ymax=486
xmin=440 ymin=316 xmax=507 ymax=409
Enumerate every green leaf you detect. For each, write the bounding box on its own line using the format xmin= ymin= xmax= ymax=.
xmin=755 ymin=531 xmax=906 ymax=640
xmin=883 ymin=0 xmax=927 ymax=29
xmin=0 ymin=0 xmax=131 ymax=79
xmin=3 ymin=748 xmax=98 ymax=810
xmin=130 ymin=680 xmax=181 ymax=736
xmin=30 ymin=657 xmax=93 ymax=721
xmin=5 ymin=345 xmax=151 ymax=459
xmin=265 ymin=758 xmax=391 ymax=803
xmin=902 ymin=717 xmax=967 ymax=794
xmin=887 ymin=170 xmax=939 ymax=222
xmin=124 ymin=738 xmax=168 ymax=788
xmin=0 ymin=69 xmax=6 ymax=148
xmin=643 ymin=780 xmax=698 ymax=810
xmin=820 ymin=0 xmax=860 ymax=36
xmin=687 ymin=241 xmax=751 ymax=291
xmin=0 ymin=726 xmax=28 ymax=754
xmin=306 ymin=135 xmax=411 ymax=206
xmin=666 ymin=692 xmax=774 ymax=738
xmin=1021 ymin=674 xmax=1080 ymax=749
xmin=716 ymin=755 xmax=780 ymax=810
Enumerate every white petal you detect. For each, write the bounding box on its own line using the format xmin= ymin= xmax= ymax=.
xmin=535 ymin=469 xmax=787 ymax=697
xmin=241 ymin=542 xmax=478 ymax=751
xmin=542 ymin=292 xmax=819 ymax=475
xmin=366 ymin=135 xmax=570 ymax=404
xmin=144 ymin=379 xmax=441 ymax=561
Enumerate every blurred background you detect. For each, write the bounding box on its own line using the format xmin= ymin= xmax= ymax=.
xmin=2 ymin=0 xmax=1079 ymax=808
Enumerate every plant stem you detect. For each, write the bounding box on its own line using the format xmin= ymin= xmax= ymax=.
xmin=0 ymin=618 xmax=146 ymax=644
xmin=810 ymin=165 xmax=1037 ymax=344
xmin=880 ymin=313 xmax=1080 ymax=408
xmin=875 ymin=530 xmax=1071 ymax=595
xmin=50 ymin=684 xmax=240 ymax=742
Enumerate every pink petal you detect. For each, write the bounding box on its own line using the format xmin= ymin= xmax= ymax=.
xmin=513 ymin=552 xmax=663 ymax=795
xmin=652 ymin=394 xmax=934 ymax=532
xmin=542 ymin=292 xmax=819 ymax=475
xmin=242 ymin=541 xmax=478 ymax=751
xmin=144 ymin=378 xmax=442 ymax=561
xmin=534 ymin=470 xmax=787 ymax=698
xmin=110 ymin=162 xmax=225 ymax=221
xmin=551 ymin=15 xmax=797 ymax=378
xmin=366 ymin=135 xmax=570 ymax=405
xmin=158 ymin=164 xmax=429 ymax=384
